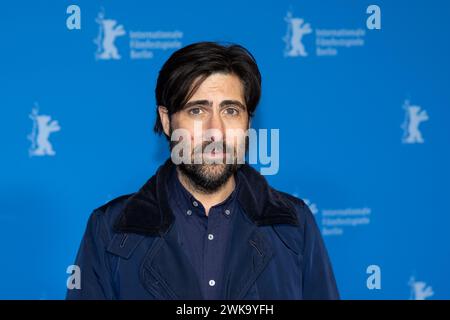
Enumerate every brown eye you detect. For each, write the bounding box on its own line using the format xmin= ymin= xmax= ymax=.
xmin=224 ymin=107 xmax=239 ymax=116
xmin=189 ymin=107 xmax=203 ymax=115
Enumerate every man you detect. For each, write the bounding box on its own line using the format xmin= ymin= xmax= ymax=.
xmin=66 ymin=42 xmax=339 ymax=300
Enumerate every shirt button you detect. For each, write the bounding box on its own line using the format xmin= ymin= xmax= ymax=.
xmin=193 ymin=201 xmax=198 ymax=207
xmin=225 ymin=209 xmax=231 ymax=215
xmin=209 ymin=280 xmax=215 ymax=287
xmin=186 ymin=209 xmax=192 ymax=216
xmin=208 ymin=234 xmax=214 ymax=240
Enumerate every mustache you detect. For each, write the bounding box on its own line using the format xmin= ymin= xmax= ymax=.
xmin=192 ymin=140 xmax=231 ymax=154
xmin=169 ymin=132 xmax=249 ymax=165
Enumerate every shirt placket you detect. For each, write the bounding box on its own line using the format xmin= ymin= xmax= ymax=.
xmin=203 ymin=207 xmax=222 ymax=299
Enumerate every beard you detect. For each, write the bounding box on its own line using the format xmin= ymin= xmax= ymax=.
xmin=170 ymin=137 xmax=243 ymax=194
xmin=178 ymin=161 xmax=239 ymax=194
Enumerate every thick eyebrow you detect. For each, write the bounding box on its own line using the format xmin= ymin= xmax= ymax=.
xmin=183 ymin=100 xmax=212 ymax=109
xmin=220 ymin=100 xmax=246 ymax=111
xmin=182 ymin=99 xmax=246 ymax=111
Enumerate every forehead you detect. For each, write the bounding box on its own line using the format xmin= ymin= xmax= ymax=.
xmin=188 ymin=73 xmax=244 ymax=101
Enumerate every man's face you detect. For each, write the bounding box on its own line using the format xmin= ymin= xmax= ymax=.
xmin=160 ymin=72 xmax=249 ymax=192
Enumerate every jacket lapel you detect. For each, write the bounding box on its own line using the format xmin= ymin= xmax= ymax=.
xmin=140 ymin=223 xmax=203 ymax=299
xmin=221 ymin=209 xmax=274 ymax=299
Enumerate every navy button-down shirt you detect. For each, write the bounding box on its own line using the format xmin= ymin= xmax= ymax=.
xmin=167 ymin=166 xmax=241 ymax=299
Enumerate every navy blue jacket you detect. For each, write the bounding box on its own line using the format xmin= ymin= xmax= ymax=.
xmin=66 ymin=159 xmax=339 ymax=300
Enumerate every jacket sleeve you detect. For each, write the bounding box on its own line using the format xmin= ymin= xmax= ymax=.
xmin=301 ymin=205 xmax=340 ymax=299
xmin=66 ymin=210 xmax=116 ymax=300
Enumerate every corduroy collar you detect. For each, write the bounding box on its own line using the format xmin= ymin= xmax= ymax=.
xmin=113 ymin=158 xmax=299 ymax=236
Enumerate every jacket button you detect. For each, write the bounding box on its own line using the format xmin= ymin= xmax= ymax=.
xmin=209 ymin=280 xmax=215 ymax=287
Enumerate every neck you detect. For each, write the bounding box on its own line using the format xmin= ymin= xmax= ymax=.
xmin=176 ymin=167 xmax=236 ymax=216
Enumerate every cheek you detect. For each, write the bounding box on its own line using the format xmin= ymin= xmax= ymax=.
xmin=171 ymin=116 xmax=195 ymax=137
xmin=225 ymin=113 xmax=248 ymax=128
xmin=224 ymin=118 xmax=249 ymax=136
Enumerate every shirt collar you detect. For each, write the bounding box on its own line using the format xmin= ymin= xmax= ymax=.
xmin=169 ymin=165 xmax=240 ymax=218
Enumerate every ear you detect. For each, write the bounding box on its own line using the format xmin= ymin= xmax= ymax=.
xmin=158 ymin=106 xmax=170 ymax=137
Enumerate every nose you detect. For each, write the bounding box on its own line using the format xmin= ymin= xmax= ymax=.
xmin=204 ymin=110 xmax=224 ymax=141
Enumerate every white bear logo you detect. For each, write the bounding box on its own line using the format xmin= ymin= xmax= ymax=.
xmin=402 ymin=100 xmax=429 ymax=144
xmin=94 ymin=11 xmax=126 ymax=60
xmin=283 ymin=11 xmax=312 ymax=57
xmin=303 ymin=198 xmax=319 ymax=215
xmin=409 ymin=276 xmax=434 ymax=300
xmin=28 ymin=107 xmax=61 ymax=157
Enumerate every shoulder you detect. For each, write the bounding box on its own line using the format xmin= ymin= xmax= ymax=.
xmin=266 ymin=188 xmax=322 ymax=256
xmin=272 ymin=188 xmax=316 ymax=228
xmin=88 ymin=193 xmax=135 ymax=233
xmin=94 ymin=193 xmax=135 ymax=213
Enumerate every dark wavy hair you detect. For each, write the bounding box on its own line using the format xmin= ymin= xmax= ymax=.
xmin=154 ymin=41 xmax=262 ymax=136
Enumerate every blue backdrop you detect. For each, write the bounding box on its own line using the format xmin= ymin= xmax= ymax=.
xmin=1 ymin=0 xmax=449 ymax=299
